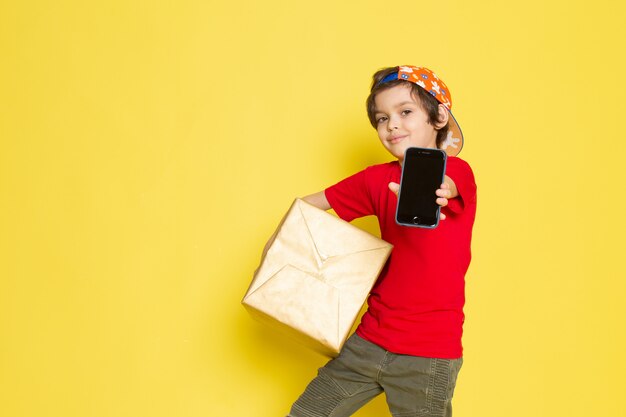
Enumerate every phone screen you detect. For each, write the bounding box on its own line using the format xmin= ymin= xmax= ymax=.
xmin=396 ymin=147 xmax=447 ymax=228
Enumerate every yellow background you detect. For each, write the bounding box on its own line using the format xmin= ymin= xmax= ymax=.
xmin=2 ymin=1 xmax=625 ymax=416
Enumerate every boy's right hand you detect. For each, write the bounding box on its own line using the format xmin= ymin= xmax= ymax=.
xmin=388 ymin=181 xmax=449 ymax=221
xmin=388 ymin=182 xmax=400 ymax=195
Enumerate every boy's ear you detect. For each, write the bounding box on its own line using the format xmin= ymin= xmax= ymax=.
xmin=434 ymin=104 xmax=449 ymax=130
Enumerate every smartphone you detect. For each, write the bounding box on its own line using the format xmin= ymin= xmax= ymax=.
xmin=395 ymin=147 xmax=447 ymax=228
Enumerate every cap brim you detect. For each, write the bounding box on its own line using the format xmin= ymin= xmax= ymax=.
xmin=441 ymin=110 xmax=464 ymax=157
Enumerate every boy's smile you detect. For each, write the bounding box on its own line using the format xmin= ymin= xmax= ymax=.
xmin=373 ymin=84 xmax=447 ymax=162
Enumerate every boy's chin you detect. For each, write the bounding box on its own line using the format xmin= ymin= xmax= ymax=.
xmin=387 ymin=146 xmax=407 ymax=161
xmin=388 ymin=143 xmax=437 ymax=159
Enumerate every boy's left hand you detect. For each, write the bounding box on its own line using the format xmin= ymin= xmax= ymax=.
xmin=388 ymin=181 xmax=452 ymax=221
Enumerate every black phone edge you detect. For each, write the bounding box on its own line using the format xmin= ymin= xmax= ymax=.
xmin=395 ymin=147 xmax=448 ymax=229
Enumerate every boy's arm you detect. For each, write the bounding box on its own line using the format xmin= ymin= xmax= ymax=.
xmin=260 ymin=191 xmax=331 ymax=258
xmin=302 ymin=190 xmax=332 ymax=211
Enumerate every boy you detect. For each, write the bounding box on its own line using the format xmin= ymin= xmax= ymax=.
xmin=287 ymin=65 xmax=477 ymax=417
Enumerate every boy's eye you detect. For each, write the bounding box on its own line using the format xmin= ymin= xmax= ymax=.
xmin=401 ymin=109 xmax=412 ymax=116
xmin=376 ymin=116 xmax=387 ymax=124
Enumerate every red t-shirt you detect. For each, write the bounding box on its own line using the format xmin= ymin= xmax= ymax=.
xmin=324 ymin=156 xmax=477 ymax=358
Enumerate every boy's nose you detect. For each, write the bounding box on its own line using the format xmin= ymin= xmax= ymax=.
xmin=387 ymin=117 xmax=399 ymax=131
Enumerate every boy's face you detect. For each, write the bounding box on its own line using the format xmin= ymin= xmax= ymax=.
xmin=373 ymin=84 xmax=446 ymax=162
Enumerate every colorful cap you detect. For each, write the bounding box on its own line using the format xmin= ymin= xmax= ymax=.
xmin=379 ymin=66 xmax=464 ymax=156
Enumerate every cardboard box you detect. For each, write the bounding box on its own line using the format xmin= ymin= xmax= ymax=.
xmin=242 ymin=198 xmax=392 ymax=356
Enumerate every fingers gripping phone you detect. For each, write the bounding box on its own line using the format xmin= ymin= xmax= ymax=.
xmin=395 ymin=147 xmax=447 ymax=228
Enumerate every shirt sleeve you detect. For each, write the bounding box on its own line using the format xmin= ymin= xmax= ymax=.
xmin=445 ymin=156 xmax=477 ymax=214
xmin=324 ymin=168 xmax=375 ymax=222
